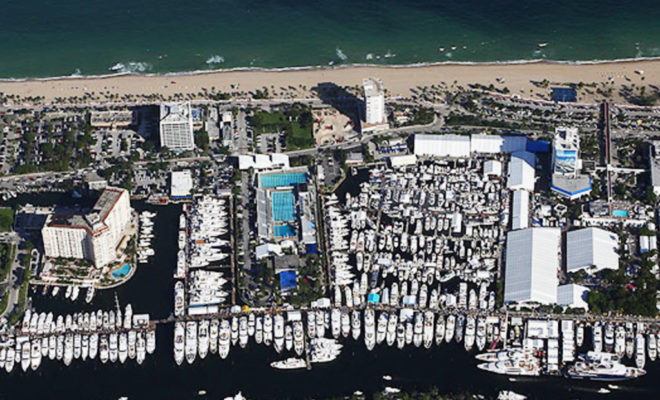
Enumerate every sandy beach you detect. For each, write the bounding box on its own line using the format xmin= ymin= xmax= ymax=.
xmin=1 ymin=60 xmax=659 ymax=105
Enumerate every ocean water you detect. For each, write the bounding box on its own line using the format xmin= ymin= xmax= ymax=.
xmin=2 ymin=1 xmax=660 ymax=79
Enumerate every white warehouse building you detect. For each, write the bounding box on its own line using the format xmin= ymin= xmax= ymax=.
xmin=414 ymin=134 xmax=470 ymax=158
xmin=557 ymin=284 xmax=590 ymax=310
xmin=507 ymin=151 xmax=536 ymax=192
xmin=566 ymin=227 xmax=619 ymax=273
xmin=511 ymin=190 xmax=529 ymax=230
xmin=504 ymin=227 xmax=560 ymax=305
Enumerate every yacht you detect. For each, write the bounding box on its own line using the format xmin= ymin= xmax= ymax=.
xmin=477 ymin=358 xmax=541 ymax=376
xmin=293 ymin=321 xmax=304 ymax=356
xmin=99 ymin=334 xmax=109 ymax=364
xmin=445 ymin=315 xmax=455 ymax=343
xmin=476 ymin=317 xmax=487 ymax=351
xmin=174 ymin=282 xmax=185 ymax=318
xmin=210 ymin=320 xmax=219 ymax=355
xmin=231 ymin=316 xmax=239 ymax=346
xmin=376 ymin=312 xmax=388 ymax=345
xmin=604 ymin=323 xmax=614 ymax=353
xmin=21 ymin=341 xmax=31 ymax=372
xmin=635 ymin=333 xmax=645 ymax=369
xmin=464 ymin=316 xmax=476 ymax=351
xmin=199 ymin=320 xmax=210 ymax=359
xmin=435 ymin=315 xmax=445 ymax=345
xmin=65 ymin=334 xmax=75 ymax=364
xmin=576 ymin=323 xmax=584 ymax=347
xmin=307 ymin=311 xmax=316 ymax=339
xmin=119 ymin=332 xmax=128 ymax=364
xmin=128 ymin=330 xmax=137 ymax=360
xmin=81 ymin=334 xmax=89 ymax=361
xmin=396 ymin=321 xmax=405 ymax=349
xmin=566 ymin=352 xmax=646 ymax=381
xmin=85 ymin=287 xmax=95 ymax=304
xmin=386 ymin=313 xmax=397 ymax=346
xmin=351 ymin=310 xmax=361 ymax=340
xmin=136 ymin=331 xmax=146 ymax=365
xmin=30 ymin=340 xmax=41 ymax=371
xmin=74 ymin=333 xmax=82 ymax=360
xmin=238 ymin=315 xmax=249 ymax=349
xmin=423 ymin=311 xmax=434 ymax=349
xmin=341 ymin=311 xmax=351 ymax=339
xmin=263 ymin=314 xmax=273 ymax=346
xmin=89 ymin=333 xmax=98 ymax=360
xmin=219 ymin=319 xmax=231 ymax=359
xmin=247 ymin=313 xmax=256 ymax=337
xmin=284 ymin=325 xmax=293 ymax=351
xmin=5 ymin=346 xmax=14 ymax=373
xmin=413 ymin=312 xmax=423 ymax=348
xmin=593 ymin=323 xmax=603 ymax=353
xmin=57 ymin=335 xmax=64 ymax=360
xmin=174 ymin=322 xmax=185 ymax=365
xmin=331 ymin=308 xmax=341 ymax=339
xmin=185 ymin=321 xmax=197 ymax=365
xmin=455 ymin=315 xmax=465 ymax=343
xmin=147 ymin=329 xmax=156 ymax=354
xmin=71 ymin=286 xmax=80 ymax=301
xmin=255 ymin=316 xmax=263 ymax=345
xmin=476 ymin=348 xmax=536 ymax=362
xmin=274 ymin=314 xmax=285 ymax=353
xmin=364 ymin=309 xmax=376 ymax=351
xmin=271 ymin=357 xmax=307 ymax=370
xmin=48 ymin=335 xmax=57 ymax=360
xmin=647 ymin=333 xmax=657 ymax=361
xmin=124 ymin=304 xmax=133 ymax=330
xmin=614 ymin=326 xmax=626 ymax=357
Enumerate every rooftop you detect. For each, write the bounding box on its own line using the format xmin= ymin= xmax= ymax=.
xmin=363 ymin=77 xmax=385 ymax=97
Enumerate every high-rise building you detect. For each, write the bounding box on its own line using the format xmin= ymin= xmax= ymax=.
xmin=363 ymin=78 xmax=385 ymax=124
xmin=550 ymin=127 xmax=591 ymax=199
xmin=552 ymin=127 xmax=580 ymax=176
xmin=42 ymin=187 xmax=132 ymax=268
xmin=159 ymin=101 xmax=194 ymax=150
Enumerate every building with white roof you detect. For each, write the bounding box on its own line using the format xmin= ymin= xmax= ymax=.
xmin=557 ymin=283 xmax=590 ymax=310
xmin=159 ymin=102 xmax=194 ymax=151
xmin=483 ymin=160 xmax=502 ymax=177
xmin=511 ymin=190 xmax=529 ymax=230
xmin=649 ymin=141 xmax=660 ymax=195
xmin=414 ymin=134 xmax=470 ymax=158
xmin=170 ymin=170 xmax=193 ymax=199
xmin=504 ymin=227 xmax=560 ymax=305
xmin=389 ymin=154 xmax=417 ymax=168
xmin=470 ymin=134 xmax=527 ymax=154
xmin=237 ymin=153 xmax=290 ymax=171
xmin=507 ymin=152 xmax=535 ymax=192
xmin=363 ymin=77 xmax=386 ymax=124
xmin=551 ymin=127 xmax=591 ymax=199
xmin=566 ymin=227 xmax=619 ymax=273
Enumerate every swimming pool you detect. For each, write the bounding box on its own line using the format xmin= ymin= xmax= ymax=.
xmin=274 ymin=225 xmax=296 ymax=237
xmin=111 ymin=264 xmax=132 ymax=279
xmin=260 ymin=173 xmax=306 ymax=188
xmin=272 ymin=191 xmax=295 ymax=222
xmin=612 ymin=210 xmax=628 ymax=217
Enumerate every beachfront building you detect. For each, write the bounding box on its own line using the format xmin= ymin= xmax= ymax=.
xmin=504 ymin=227 xmax=560 ymax=305
xmin=566 ymin=227 xmax=619 ymax=273
xmin=159 ymin=101 xmax=194 ymax=151
xmin=550 ymin=127 xmax=591 ymax=199
xmin=42 ymin=187 xmax=132 ymax=268
xmin=363 ymin=78 xmax=385 ymax=124
xmin=649 ymin=141 xmax=660 ymax=195
xmin=361 ymin=78 xmax=388 ymax=133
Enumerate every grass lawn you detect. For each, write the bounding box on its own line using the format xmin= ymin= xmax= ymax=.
xmin=0 ymin=207 xmax=13 ymax=232
xmin=0 ymin=243 xmax=15 ymax=282
xmin=251 ymin=109 xmax=314 ymax=151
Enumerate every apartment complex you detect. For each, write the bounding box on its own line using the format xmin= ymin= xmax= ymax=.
xmin=42 ymin=187 xmax=132 ymax=268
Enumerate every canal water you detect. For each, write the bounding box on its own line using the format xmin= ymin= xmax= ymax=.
xmin=0 ymin=193 xmax=659 ymax=399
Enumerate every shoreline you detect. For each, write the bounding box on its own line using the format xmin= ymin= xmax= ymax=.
xmin=2 ymin=58 xmax=660 ymax=105
xmin=3 ymin=57 xmax=660 ymax=83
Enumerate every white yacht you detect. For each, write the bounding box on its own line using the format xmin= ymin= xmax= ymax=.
xmin=285 ymin=325 xmax=293 ymax=351
xmin=386 ymin=313 xmax=397 ymax=346
xmin=219 ymin=319 xmax=230 ymax=359
xmin=174 ymin=322 xmax=185 ymax=365
xmin=263 ymin=314 xmax=273 ymax=346
xmin=74 ymin=333 xmax=82 ymax=360
xmin=21 ymin=341 xmax=30 ymax=372
xmin=199 ymin=320 xmax=210 ymax=359
xmin=423 ymin=311 xmax=434 ymax=349
xmin=89 ymin=333 xmax=98 ymax=360
xmin=210 ymin=320 xmax=219 ymax=355
xmin=118 ymin=332 xmax=128 ymax=364
xmin=331 ymin=308 xmax=341 ymax=339
xmin=81 ymin=334 xmax=89 ymax=361
xmin=413 ymin=312 xmax=423 ymax=348
xmin=274 ymin=314 xmax=285 ymax=353
xmin=85 ymin=287 xmax=95 ymax=304
xmin=477 ymin=357 xmax=541 ymax=376
xmin=231 ymin=316 xmax=239 ymax=346
xmin=99 ymin=334 xmax=109 ymax=364
xmin=341 ymin=311 xmax=351 ymax=339
xmin=30 ymin=340 xmax=41 ymax=371
xmin=635 ymin=333 xmax=645 ymax=369
xmin=185 ymin=321 xmax=197 ymax=365
xmin=136 ymin=331 xmax=146 ymax=365
xmin=293 ymin=321 xmax=304 ymax=356
xmin=464 ymin=316 xmax=476 ymax=351
xmin=255 ymin=316 xmax=263 ymax=345
xmin=147 ymin=329 xmax=156 ymax=354
xmin=435 ymin=315 xmax=445 ymax=345
xmin=566 ymin=352 xmax=646 ymax=381
xmin=174 ymin=281 xmax=185 ymax=318
xmin=376 ymin=312 xmax=388 ymax=345
xmin=128 ymin=330 xmax=137 ymax=360
xmin=271 ymin=357 xmax=306 ymax=370
xmin=445 ymin=315 xmax=455 ymax=343
xmin=364 ymin=309 xmax=376 ymax=351
xmin=351 ymin=310 xmax=361 ymax=340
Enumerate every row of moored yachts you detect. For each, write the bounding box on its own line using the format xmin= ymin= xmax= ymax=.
xmin=0 ymin=305 xmax=155 ymax=373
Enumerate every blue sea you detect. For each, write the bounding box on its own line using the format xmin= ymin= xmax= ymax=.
xmin=2 ymin=0 xmax=660 ymax=79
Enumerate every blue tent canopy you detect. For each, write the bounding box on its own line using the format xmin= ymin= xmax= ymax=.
xmin=279 ymin=270 xmax=297 ymax=291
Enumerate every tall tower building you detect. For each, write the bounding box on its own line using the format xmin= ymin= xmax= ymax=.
xmin=363 ymin=78 xmax=385 ymax=124
xmin=159 ymin=101 xmax=194 ymax=151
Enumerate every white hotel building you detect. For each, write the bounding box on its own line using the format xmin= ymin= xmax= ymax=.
xmin=159 ymin=101 xmax=195 ymax=151
xmin=42 ymin=187 xmax=132 ymax=268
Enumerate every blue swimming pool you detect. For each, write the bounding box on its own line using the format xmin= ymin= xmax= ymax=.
xmin=111 ymin=264 xmax=131 ymax=279
xmin=260 ymin=172 xmax=306 ymax=188
xmin=272 ymin=191 xmax=295 ymax=222
xmin=612 ymin=210 xmax=628 ymax=217
xmin=274 ymin=225 xmax=296 ymax=237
